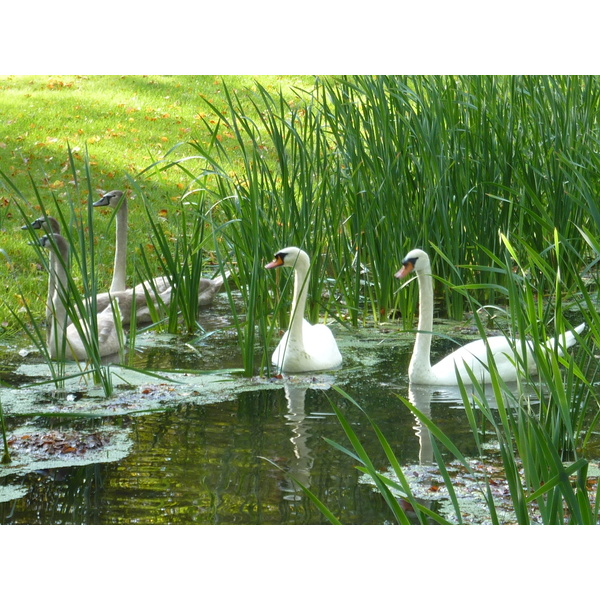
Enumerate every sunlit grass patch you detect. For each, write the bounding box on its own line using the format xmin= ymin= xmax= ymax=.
xmin=0 ymin=75 xmax=317 ymax=326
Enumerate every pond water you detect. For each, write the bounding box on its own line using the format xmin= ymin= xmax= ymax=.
xmin=0 ymin=295 xmax=596 ymax=525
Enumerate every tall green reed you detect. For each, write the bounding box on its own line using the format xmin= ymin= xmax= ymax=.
xmin=315 ymin=316 xmax=596 ymax=525
xmin=456 ymin=232 xmax=596 ymax=519
xmin=147 ymin=82 xmax=354 ymax=375
xmin=316 ymin=75 xmax=600 ymax=318
xmin=144 ymin=76 xmax=600 ymax=375
xmin=0 ymin=393 xmax=9 ymax=464
xmin=128 ymin=179 xmax=219 ymax=336
xmin=436 ymin=226 xmax=594 ymax=452
xmin=5 ymin=151 xmax=123 ymax=396
xmin=308 ymin=232 xmax=596 ymax=524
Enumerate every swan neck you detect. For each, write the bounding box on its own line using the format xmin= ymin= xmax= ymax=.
xmin=412 ymin=267 xmax=434 ymax=374
xmin=111 ymin=197 xmax=128 ymax=292
xmin=48 ymin=240 xmax=69 ymax=352
xmin=289 ymin=260 xmax=310 ymax=341
xmin=45 ymin=254 xmax=56 ymax=323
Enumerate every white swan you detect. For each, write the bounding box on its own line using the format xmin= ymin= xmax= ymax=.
xmin=93 ymin=190 xmax=227 ymax=323
xmin=396 ymin=248 xmax=585 ymax=385
xmin=266 ymin=247 xmax=342 ymax=373
xmin=39 ymin=234 xmax=123 ymax=361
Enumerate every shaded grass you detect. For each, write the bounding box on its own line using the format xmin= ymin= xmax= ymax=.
xmin=0 ymin=75 xmax=317 ymax=326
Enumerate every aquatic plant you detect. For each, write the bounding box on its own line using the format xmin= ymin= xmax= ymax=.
xmin=6 ymin=151 xmax=123 ymax=397
xmin=310 ymin=234 xmax=599 ymax=524
xmin=143 ymin=84 xmax=346 ymax=376
xmin=131 ymin=180 xmax=206 ymax=335
xmin=140 ymin=76 xmax=600 ymax=376
xmin=315 ymin=75 xmax=600 ymax=316
xmin=318 ymin=368 xmax=598 ymax=525
xmin=0 ymin=394 xmax=9 ymax=464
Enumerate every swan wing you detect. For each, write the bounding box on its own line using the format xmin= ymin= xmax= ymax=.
xmin=302 ymin=322 xmax=342 ymax=369
xmin=273 ymin=320 xmax=342 ymax=373
xmin=134 ymin=276 xmax=171 ymax=296
xmin=432 ymin=336 xmax=527 ymax=384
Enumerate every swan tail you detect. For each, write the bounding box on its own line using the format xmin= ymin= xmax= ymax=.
xmin=543 ymin=323 xmax=585 ymax=356
xmin=211 ymin=270 xmax=231 ymax=290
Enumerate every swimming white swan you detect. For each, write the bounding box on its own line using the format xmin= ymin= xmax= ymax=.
xmin=39 ymin=234 xmax=123 ymax=361
xmin=396 ymin=248 xmax=585 ymax=385
xmin=93 ymin=190 xmax=227 ymax=322
xmin=266 ymin=247 xmax=342 ymax=373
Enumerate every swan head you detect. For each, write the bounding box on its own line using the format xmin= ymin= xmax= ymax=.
xmin=93 ymin=190 xmax=124 ymax=209
xmin=21 ymin=215 xmax=60 ymax=235
xmin=395 ymin=248 xmax=430 ymax=279
xmin=38 ymin=233 xmax=68 ymax=254
xmin=265 ymin=247 xmax=310 ymax=270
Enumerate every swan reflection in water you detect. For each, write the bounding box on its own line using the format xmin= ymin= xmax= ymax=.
xmin=408 ymin=384 xmax=435 ymax=466
xmin=408 ymin=379 xmax=534 ymax=466
xmin=280 ymin=382 xmax=315 ymax=502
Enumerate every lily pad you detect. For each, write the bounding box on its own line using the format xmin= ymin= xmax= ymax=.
xmin=359 ymin=456 xmax=600 ymax=525
xmin=0 ymin=484 xmax=29 ymax=503
xmin=0 ymin=424 xmax=133 ymax=482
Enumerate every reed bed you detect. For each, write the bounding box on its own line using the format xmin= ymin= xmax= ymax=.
xmin=140 ymin=75 xmax=599 ymax=375
xmin=315 ymin=229 xmax=599 ymax=524
xmin=140 ymin=75 xmax=600 ymax=522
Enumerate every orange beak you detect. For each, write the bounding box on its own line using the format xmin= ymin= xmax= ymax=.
xmin=395 ymin=262 xmax=414 ymax=279
xmin=265 ymin=255 xmax=284 ymax=269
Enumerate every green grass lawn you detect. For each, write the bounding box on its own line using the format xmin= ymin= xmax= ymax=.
xmin=0 ymin=75 xmax=316 ymax=328
xmin=1 ymin=75 xmax=313 ymax=192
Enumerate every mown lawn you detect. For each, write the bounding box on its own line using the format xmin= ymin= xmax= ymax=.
xmin=0 ymin=75 xmax=316 ymax=327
